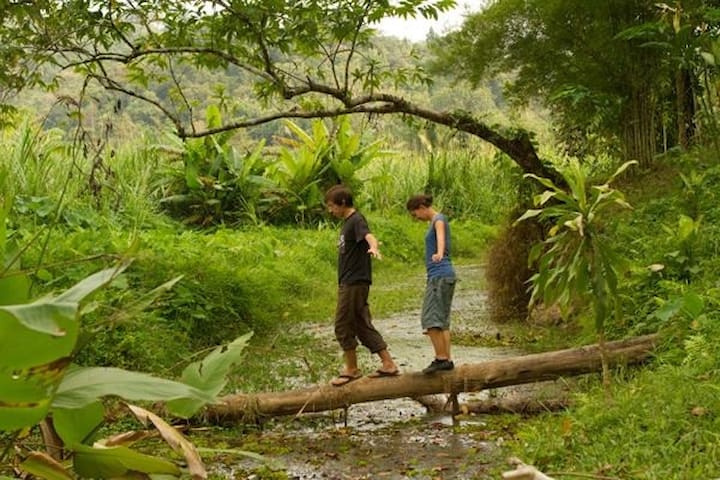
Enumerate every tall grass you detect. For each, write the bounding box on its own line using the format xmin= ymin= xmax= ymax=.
xmin=359 ymin=147 xmax=521 ymax=223
xmin=1 ymin=119 xmax=72 ymax=199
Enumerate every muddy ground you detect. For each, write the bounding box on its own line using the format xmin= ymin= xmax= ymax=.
xmin=213 ymin=265 xmax=565 ymax=479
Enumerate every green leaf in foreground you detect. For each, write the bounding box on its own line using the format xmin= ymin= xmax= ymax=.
xmin=73 ymin=444 xmax=180 ymax=478
xmin=0 ymin=358 xmax=69 ymax=431
xmin=53 ymin=366 xmax=215 ymax=409
xmin=53 ymin=401 xmax=105 ymax=446
xmin=167 ymin=333 xmax=252 ymax=418
xmin=20 ymin=452 xmax=74 ymax=480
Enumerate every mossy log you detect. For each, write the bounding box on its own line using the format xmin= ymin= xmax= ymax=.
xmin=207 ymin=334 xmax=657 ymax=422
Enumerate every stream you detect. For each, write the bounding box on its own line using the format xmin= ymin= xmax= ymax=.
xmin=218 ymin=265 xmax=561 ymax=479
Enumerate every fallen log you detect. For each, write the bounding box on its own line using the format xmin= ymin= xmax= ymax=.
xmin=207 ymin=334 xmax=657 ymax=422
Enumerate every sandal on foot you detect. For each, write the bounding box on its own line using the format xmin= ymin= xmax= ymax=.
xmin=330 ymin=373 xmax=362 ymax=386
xmin=367 ymin=369 xmax=400 ymax=378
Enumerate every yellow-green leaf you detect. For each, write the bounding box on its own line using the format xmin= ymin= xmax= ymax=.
xmin=20 ymin=451 xmax=73 ymax=480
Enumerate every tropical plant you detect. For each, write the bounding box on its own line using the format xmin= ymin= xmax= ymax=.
xmin=662 ymin=214 xmax=702 ymax=282
xmin=1 ymin=266 xmax=253 ymax=478
xmin=516 ymin=159 xmax=637 ymax=389
xmin=0 ymin=197 xmax=254 ymax=478
xmin=158 ymin=105 xmax=271 ymax=226
xmin=1 ymin=117 xmax=70 ymax=199
xmin=264 ymin=117 xmax=389 ymax=224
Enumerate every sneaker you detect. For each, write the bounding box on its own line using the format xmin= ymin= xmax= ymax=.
xmin=422 ymin=359 xmax=455 ymax=374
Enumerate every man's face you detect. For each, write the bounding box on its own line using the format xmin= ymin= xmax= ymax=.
xmin=326 ymin=201 xmax=344 ymax=218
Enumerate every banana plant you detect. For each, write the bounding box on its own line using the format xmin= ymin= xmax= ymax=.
xmin=516 ymin=159 xmax=637 ymax=390
xmin=1 ymin=264 xmax=254 ymax=478
xmin=330 ymin=115 xmax=390 ymax=190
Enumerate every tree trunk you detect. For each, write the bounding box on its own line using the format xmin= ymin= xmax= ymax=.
xmin=676 ymin=67 xmax=696 ymax=149
xmin=621 ymin=86 xmax=656 ymax=168
xmin=206 ymin=334 xmax=657 ymax=422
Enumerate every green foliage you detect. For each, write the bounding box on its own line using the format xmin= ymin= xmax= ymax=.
xmin=2 ymin=118 xmax=68 ymax=197
xmin=0 ymin=0 xmax=453 ymax=132
xmin=430 ymin=0 xmax=719 ymax=164
xmin=519 ymin=160 xmax=636 ymax=327
xmin=425 ymin=150 xmax=522 ymax=222
xmin=263 ymin=117 xmax=388 ymax=225
xmin=510 ymin=365 xmax=720 ymax=478
xmin=0 ymin=265 xmax=195 ymax=475
xmin=517 ymin=159 xmax=637 ymax=385
xmin=661 ymin=214 xmax=702 ymax=282
xmin=503 ymin=147 xmax=720 ymax=478
xmin=156 ymin=115 xmax=390 ymax=226
xmin=360 ymin=146 xmax=519 ymax=222
xmin=158 ymin=106 xmax=271 ymax=226
xmin=0 ymin=246 xmax=252 ymax=477
xmin=167 ymin=333 xmax=252 ymax=418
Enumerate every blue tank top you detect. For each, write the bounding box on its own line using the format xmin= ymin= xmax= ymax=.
xmin=425 ymin=213 xmax=455 ymax=279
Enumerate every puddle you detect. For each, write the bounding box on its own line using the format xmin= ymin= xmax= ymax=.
xmin=218 ymin=265 xmax=560 ymax=479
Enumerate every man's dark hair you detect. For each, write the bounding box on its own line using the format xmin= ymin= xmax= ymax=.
xmin=325 ymin=184 xmax=354 ymax=206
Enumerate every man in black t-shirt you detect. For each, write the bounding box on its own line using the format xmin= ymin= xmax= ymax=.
xmin=325 ymin=185 xmax=399 ymax=386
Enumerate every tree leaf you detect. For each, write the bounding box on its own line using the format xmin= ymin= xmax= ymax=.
xmin=167 ymin=333 xmax=251 ymax=418
xmin=127 ymin=404 xmax=207 ymax=480
xmin=53 ymin=366 xmax=215 ymax=409
xmin=73 ymin=444 xmax=180 ymax=478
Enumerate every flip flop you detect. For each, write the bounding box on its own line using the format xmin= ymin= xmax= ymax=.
xmin=367 ymin=369 xmax=400 ymax=378
xmin=330 ymin=373 xmax=362 ymax=387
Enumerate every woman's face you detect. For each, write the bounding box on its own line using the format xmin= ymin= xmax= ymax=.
xmin=410 ymin=206 xmax=431 ymax=221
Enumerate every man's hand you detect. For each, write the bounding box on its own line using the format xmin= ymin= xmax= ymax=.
xmin=365 ymin=233 xmax=382 ymax=259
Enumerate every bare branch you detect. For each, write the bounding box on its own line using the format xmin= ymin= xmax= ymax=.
xmin=87 ymin=74 xmax=185 ymax=136
xmin=107 ymin=1 xmax=135 ymax=51
xmin=167 ymin=59 xmax=195 ymax=135
xmin=344 ymin=0 xmax=374 ymax=92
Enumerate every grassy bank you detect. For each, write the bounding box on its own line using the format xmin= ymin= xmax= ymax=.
xmin=490 ymin=149 xmax=720 ymax=479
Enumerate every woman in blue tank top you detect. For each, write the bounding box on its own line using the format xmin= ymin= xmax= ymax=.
xmin=406 ymin=194 xmax=457 ymax=374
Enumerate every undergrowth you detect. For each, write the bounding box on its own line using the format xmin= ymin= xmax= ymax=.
xmin=497 ymin=147 xmax=720 ymax=479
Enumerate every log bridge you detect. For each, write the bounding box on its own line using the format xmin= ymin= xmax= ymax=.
xmin=207 ymin=334 xmax=658 ymax=422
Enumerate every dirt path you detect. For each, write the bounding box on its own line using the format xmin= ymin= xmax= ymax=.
xmin=218 ymin=265 xmax=559 ymax=479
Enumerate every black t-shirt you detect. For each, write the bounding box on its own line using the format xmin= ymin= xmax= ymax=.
xmin=337 ymin=211 xmax=372 ymax=285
